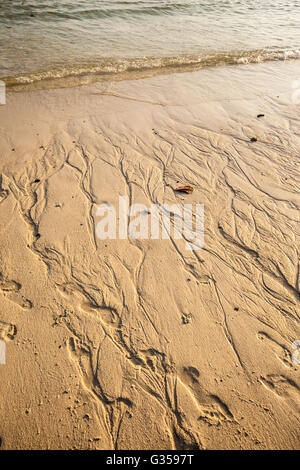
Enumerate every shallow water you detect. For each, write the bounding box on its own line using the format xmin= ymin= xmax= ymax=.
xmin=0 ymin=0 xmax=299 ymax=87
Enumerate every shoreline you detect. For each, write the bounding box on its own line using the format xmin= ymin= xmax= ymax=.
xmin=0 ymin=60 xmax=299 ymax=449
xmin=2 ymin=52 xmax=300 ymax=93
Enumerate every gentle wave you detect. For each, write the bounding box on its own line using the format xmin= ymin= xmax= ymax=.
xmin=1 ymin=0 xmax=299 ymax=21
xmin=3 ymin=48 xmax=300 ymax=91
xmin=0 ymin=1 xmax=249 ymax=21
xmin=2 ymin=1 xmax=299 ymax=85
xmin=0 ymin=4 xmax=193 ymax=21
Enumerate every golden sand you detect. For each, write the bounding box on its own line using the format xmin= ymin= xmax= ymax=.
xmin=0 ymin=61 xmax=299 ymax=449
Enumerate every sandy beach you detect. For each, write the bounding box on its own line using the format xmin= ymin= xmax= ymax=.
xmin=0 ymin=60 xmax=299 ymax=449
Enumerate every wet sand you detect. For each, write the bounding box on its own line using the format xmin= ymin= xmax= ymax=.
xmin=0 ymin=60 xmax=299 ymax=449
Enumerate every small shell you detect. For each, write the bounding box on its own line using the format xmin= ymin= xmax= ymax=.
xmin=174 ymin=185 xmax=193 ymax=194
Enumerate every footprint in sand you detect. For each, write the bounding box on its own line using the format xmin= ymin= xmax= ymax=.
xmin=0 ymin=320 xmax=17 ymax=341
xmin=66 ymin=336 xmax=96 ymax=394
xmin=56 ymin=283 xmax=117 ymax=327
xmin=257 ymin=331 xmax=292 ymax=368
xmin=179 ymin=366 xmax=234 ymax=426
xmin=259 ymin=374 xmax=300 ymax=404
xmin=0 ymin=274 xmax=33 ymax=310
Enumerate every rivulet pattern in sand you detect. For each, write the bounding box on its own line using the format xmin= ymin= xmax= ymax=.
xmin=0 ymin=61 xmax=299 ymax=449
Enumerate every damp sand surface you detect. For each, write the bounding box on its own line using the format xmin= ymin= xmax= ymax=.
xmin=0 ymin=61 xmax=299 ymax=449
